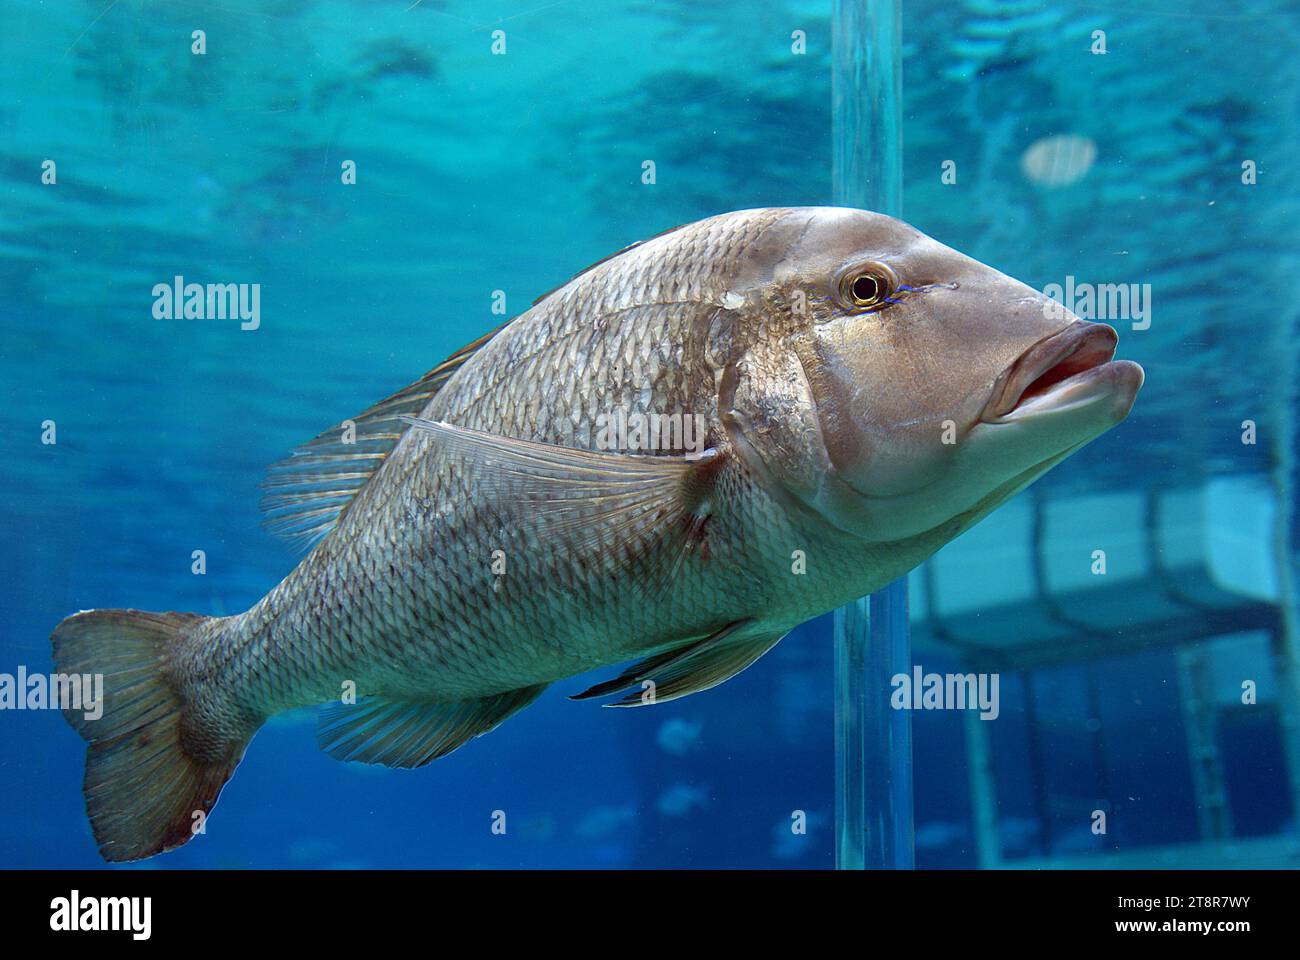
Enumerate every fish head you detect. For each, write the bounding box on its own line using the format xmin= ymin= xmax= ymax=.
xmin=720 ymin=206 xmax=1144 ymax=543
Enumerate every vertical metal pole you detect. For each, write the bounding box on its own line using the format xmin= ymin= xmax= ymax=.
xmin=1021 ymin=673 xmax=1053 ymax=856
xmin=963 ymin=694 xmax=1001 ymax=868
xmin=832 ymin=0 xmax=913 ymax=870
xmin=1268 ymin=313 xmax=1300 ymax=839
xmin=833 ymin=599 xmax=870 ymax=869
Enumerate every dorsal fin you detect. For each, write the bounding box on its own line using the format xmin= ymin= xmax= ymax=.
xmin=259 ymin=323 xmax=506 ymax=550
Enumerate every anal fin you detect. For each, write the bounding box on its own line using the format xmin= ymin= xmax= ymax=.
xmin=317 ymin=683 xmax=547 ymax=768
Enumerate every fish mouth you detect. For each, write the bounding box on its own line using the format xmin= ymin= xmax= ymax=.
xmin=980 ymin=321 xmax=1142 ymax=424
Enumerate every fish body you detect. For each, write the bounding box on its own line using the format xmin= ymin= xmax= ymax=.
xmin=52 ymin=207 xmax=1143 ymax=860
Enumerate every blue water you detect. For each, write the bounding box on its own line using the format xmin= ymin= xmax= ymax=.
xmin=2 ymin=0 xmax=1298 ymax=868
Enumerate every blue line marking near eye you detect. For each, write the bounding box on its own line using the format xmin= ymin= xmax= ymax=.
xmin=881 ymin=283 xmax=916 ymax=306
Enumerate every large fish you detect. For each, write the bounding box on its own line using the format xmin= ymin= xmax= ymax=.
xmin=52 ymin=207 xmax=1142 ymax=860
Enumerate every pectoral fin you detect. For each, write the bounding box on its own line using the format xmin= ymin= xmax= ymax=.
xmin=401 ymin=417 xmax=723 ymax=592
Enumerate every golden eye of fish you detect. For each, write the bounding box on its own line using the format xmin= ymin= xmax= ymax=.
xmin=838 ymin=263 xmax=897 ymax=311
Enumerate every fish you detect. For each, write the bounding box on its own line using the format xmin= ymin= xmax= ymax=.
xmin=656 ymin=783 xmax=710 ymax=817
xmin=50 ymin=206 xmax=1143 ymax=861
xmin=656 ymin=717 xmax=703 ymax=756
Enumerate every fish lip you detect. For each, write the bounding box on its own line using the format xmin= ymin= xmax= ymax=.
xmin=980 ymin=321 xmax=1120 ymax=423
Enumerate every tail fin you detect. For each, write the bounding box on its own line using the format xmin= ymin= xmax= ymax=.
xmin=51 ymin=609 xmax=250 ymax=862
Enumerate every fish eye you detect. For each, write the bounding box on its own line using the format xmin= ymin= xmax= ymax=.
xmin=838 ymin=263 xmax=897 ymax=312
xmin=851 ymin=274 xmax=881 ymax=303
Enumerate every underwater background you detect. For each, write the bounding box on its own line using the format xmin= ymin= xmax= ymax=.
xmin=2 ymin=0 xmax=1299 ymax=868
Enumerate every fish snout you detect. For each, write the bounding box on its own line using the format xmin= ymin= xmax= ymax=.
xmin=980 ymin=321 xmax=1142 ymax=425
